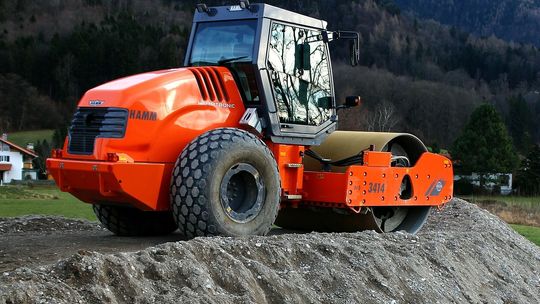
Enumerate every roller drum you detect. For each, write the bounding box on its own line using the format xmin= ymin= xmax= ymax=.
xmin=276 ymin=131 xmax=431 ymax=234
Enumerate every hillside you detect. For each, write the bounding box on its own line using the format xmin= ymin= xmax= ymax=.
xmin=1 ymin=0 xmax=540 ymax=149
xmin=5 ymin=130 xmax=53 ymax=147
xmin=395 ymin=0 xmax=540 ymax=46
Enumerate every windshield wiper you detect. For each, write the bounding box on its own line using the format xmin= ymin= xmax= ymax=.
xmin=217 ymin=56 xmax=249 ymax=65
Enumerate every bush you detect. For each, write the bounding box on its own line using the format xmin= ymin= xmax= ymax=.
xmin=454 ymin=178 xmax=473 ymax=195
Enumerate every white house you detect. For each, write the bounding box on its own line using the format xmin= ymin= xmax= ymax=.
xmin=0 ymin=135 xmax=38 ymax=184
xmin=454 ymin=173 xmax=513 ymax=195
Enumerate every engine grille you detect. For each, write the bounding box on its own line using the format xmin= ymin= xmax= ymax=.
xmin=68 ymin=107 xmax=128 ymax=155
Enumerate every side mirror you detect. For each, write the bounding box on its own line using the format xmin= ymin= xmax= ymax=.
xmin=337 ymin=96 xmax=361 ymax=109
xmin=349 ymin=40 xmax=359 ymax=66
xmin=317 ymin=96 xmax=334 ymax=109
xmin=327 ymin=30 xmax=360 ymax=67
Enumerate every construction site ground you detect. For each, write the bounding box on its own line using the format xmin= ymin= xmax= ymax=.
xmin=0 ymin=198 xmax=539 ymax=303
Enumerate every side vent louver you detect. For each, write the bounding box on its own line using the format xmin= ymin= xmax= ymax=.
xmin=68 ymin=107 xmax=128 ymax=155
xmin=189 ymin=67 xmax=230 ymax=102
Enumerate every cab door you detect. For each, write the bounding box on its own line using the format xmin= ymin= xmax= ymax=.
xmin=266 ymin=22 xmax=334 ymax=129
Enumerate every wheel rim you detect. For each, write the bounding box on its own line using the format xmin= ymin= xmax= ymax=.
xmin=373 ymin=207 xmax=408 ymax=232
xmin=220 ymin=163 xmax=266 ymax=223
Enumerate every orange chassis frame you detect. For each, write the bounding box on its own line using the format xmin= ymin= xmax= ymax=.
xmin=269 ymin=143 xmax=453 ymax=213
xmin=47 ymin=142 xmax=453 ymax=213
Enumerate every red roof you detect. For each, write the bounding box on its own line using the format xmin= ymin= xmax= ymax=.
xmin=0 ymin=164 xmax=12 ymax=171
xmin=0 ymin=138 xmax=38 ymax=158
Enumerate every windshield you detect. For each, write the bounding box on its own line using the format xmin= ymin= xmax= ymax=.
xmin=189 ymin=20 xmax=257 ymax=66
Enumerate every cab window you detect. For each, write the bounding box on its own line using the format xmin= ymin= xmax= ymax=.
xmin=189 ymin=20 xmax=261 ymax=105
xmin=190 ymin=20 xmax=257 ymax=65
xmin=267 ymin=22 xmax=332 ymax=126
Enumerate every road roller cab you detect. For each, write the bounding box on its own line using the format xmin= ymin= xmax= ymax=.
xmin=47 ymin=2 xmax=453 ymax=237
xmin=186 ymin=2 xmax=361 ymax=146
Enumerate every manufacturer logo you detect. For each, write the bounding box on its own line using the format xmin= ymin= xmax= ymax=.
xmin=198 ymin=100 xmax=235 ymax=109
xmin=228 ymin=5 xmax=242 ymax=11
xmin=435 ymin=181 xmax=443 ymax=192
xmin=425 ymin=179 xmax=446 ymax=196
xmin=129 ymin=110 xmax=157 ymax=121
xmin=89 ymin=100 xmax=104 ymax=106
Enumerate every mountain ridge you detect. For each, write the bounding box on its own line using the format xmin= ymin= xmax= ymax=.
xmin=395 ymin=0 xmax=540 ymax=46
xmin=1 ymin=0 xmax=539 ymax=149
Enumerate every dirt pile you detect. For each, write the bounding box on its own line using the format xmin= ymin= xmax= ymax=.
xmin=1 ymin=199 xmax=539 ymax=303
xmin=0 ymin=215 xmax=104 ymax=234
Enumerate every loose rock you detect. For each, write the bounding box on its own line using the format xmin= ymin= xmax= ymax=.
xmin=0 ymin=199 xmax=538 ymax=304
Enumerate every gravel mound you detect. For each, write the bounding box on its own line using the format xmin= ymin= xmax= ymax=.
xmin=0 ymin=216 xmax=104 ymax=234
xmin=1 ymin=199 xmax=539 ymax=303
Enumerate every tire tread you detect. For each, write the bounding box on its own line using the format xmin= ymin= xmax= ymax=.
xmin=93 ymin=204 xmax=177 ymax=236
xmin=171 ymin=128 xmax=279 ymax=238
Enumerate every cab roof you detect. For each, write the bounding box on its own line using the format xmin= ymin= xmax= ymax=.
xmin=193 ymin=3 xmax=327 ymax=29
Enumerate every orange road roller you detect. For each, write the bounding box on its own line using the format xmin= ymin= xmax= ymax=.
xmin=47 ymin=2 xmax=453 ymax=237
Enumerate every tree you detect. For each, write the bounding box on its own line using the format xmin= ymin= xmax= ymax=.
xmin=507 ymin=94 xmax=534 ymax=154
xmin=451 ymin=104 xmax=519 ymax=186
xmin=365 ymin=100 xmax=400 ymax=132
xmin=514 ymin=144 xmax=540 ymax=195
xmin=52 ymin=123 xmax=68 ymax=149
xmin=33 ymin=139 xmax=51 ymax=179
xmin=0 ymin=73 xmax=62 ymax=131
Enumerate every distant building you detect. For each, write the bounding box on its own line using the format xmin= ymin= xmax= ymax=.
xmin=454 ymin=173 xmax=513 ymax=195
xmin=0 ymin=134 xmax=39 ymax=184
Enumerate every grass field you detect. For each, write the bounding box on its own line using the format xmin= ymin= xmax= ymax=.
xmin=6 ymin=129 xmax=54 ymax=146
xmin=461 ymin=195 xmax=540 ymax=246
xmin=462 ymin=195 xmax=540 ymax=227
xmin=463 ymin=195 xmax=540 ymax=209
xmin=0 ymin=185 xmax=539 ymax=246
xmin=0 ymin=185 xmax=95 ymax=221
xmin=510 ymin=224 xmax=540 ymax=246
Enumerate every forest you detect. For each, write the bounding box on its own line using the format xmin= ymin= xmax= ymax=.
xmin=1 ymin=0 xmax=540 ymax=154
xmin=395 ymin=0 xmax=540 ymax=46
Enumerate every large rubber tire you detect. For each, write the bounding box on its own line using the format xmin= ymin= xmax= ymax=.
xmin=170 ymin=128 xmax=280 ymax=238
xmin=93 ymin=204 xmax=177 ymax=236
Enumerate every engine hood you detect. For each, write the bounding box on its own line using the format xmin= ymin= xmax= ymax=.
xmin=79 ymin=68 xmax=200 ymax=109
xmin=65 ymin=67 xmax=246 ymax=163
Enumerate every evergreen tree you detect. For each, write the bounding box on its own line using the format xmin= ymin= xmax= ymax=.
xmin=32 ymin=139 xmax=51 ymax=179
xmin=52 ymin=123 xmax=68 ymax=149
xmin=507 ymin=94 xmax=534 ymax=154
xmin=514 ymin=144 xmax=540 ymax=195
xmin=451 ymin=104 xmax=519 ymax=186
